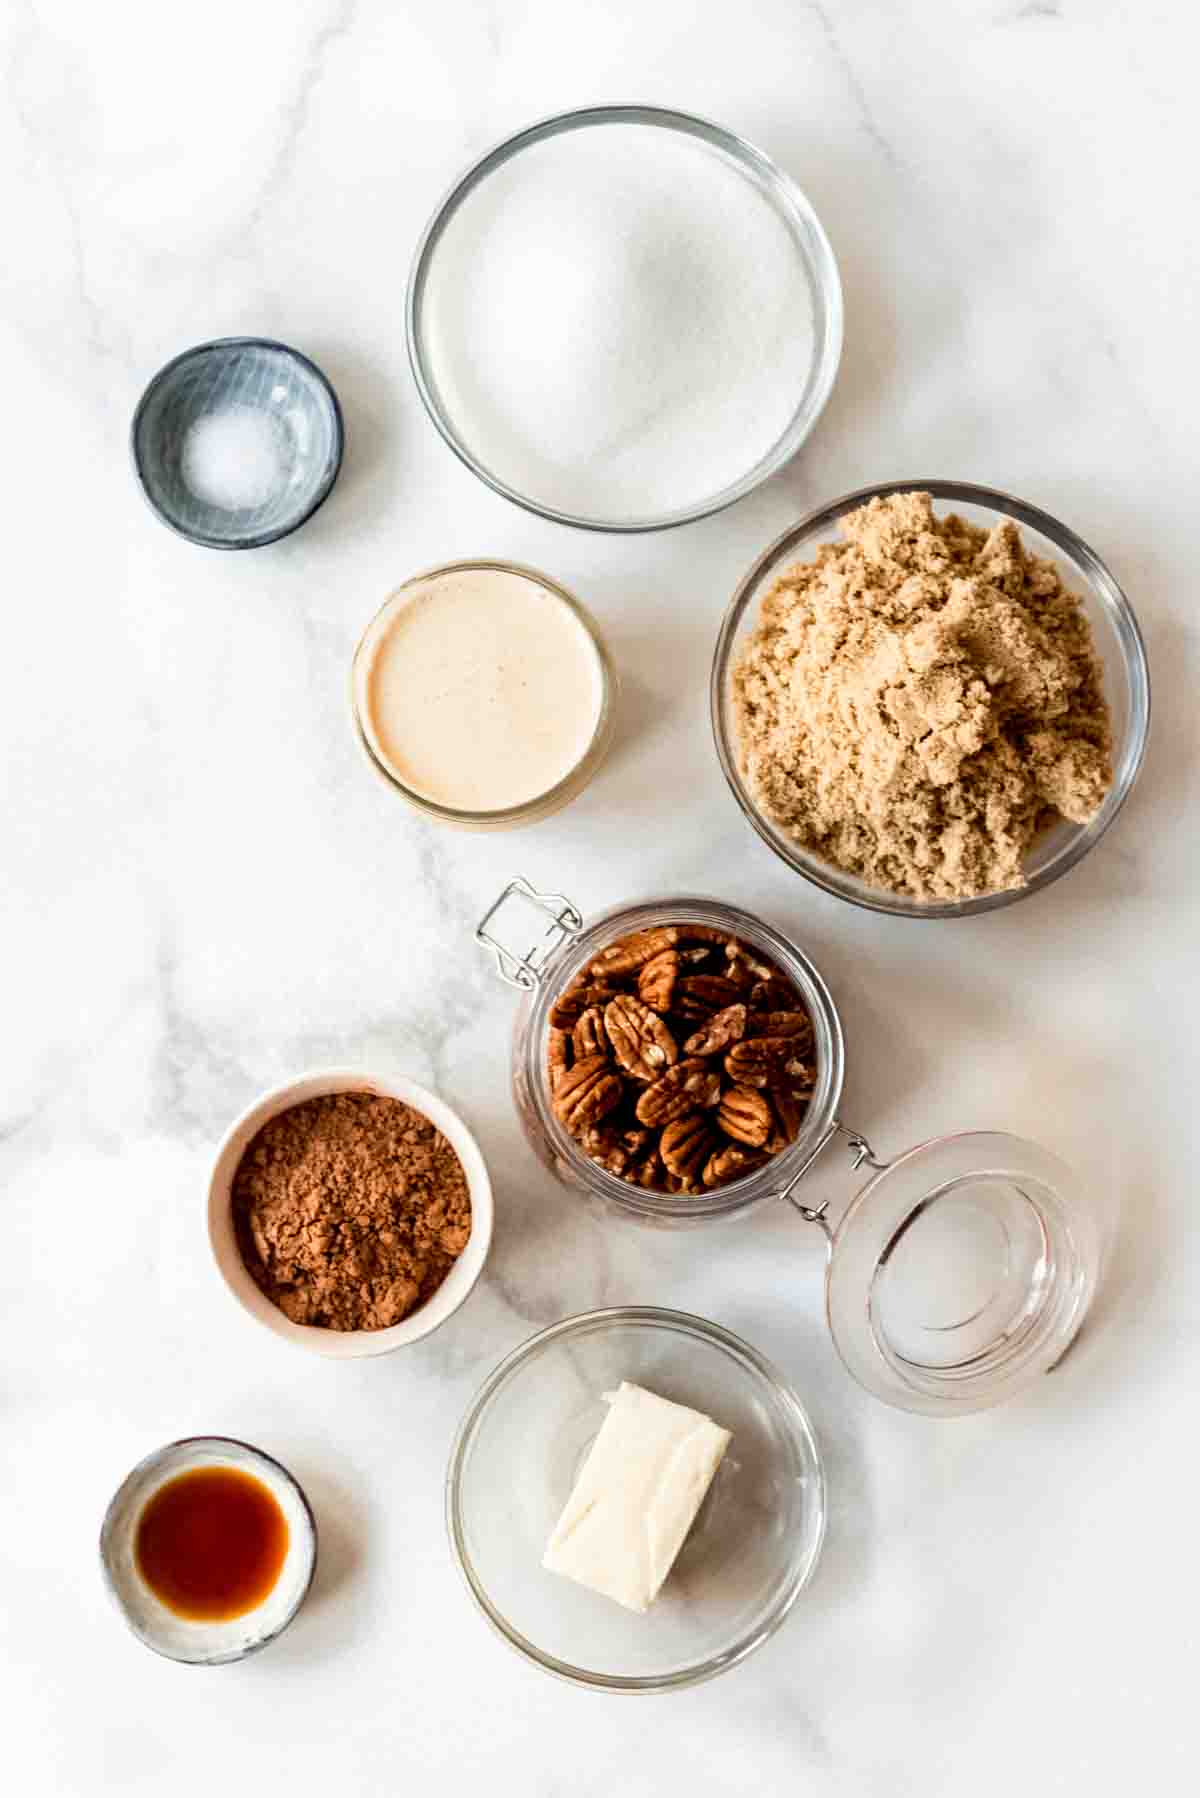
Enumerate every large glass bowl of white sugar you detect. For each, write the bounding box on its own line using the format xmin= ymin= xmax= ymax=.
xmin=407 ymin=106 xmax=842 ymax=533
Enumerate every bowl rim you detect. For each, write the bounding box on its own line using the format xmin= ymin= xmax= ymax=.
xmin=405 ymin=101 xmax=843 ymax=534
xmin=130 ymin=335 xmax=345 ymax=551
xmin=445 ymin=1305 xmax=827 ymax=1693
xmin=98 ymin=1434 xmax=318 ymax=1665
xmin=710 ymin=477 xmax=1152 ymax=918
xmin=207 ymin=1068 xmax=493 ymax=1357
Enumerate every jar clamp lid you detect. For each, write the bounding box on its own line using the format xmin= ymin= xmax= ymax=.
xmin=478 ymin=878 xmax=1111 ymax=1417
xmin=476 ymin=876 xmax=584 ymax=989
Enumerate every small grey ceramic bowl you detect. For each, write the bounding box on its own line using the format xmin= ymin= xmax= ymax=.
xmin=100 ymin=1436 xmax=317 ymax=1664
xmin=131 ymin=337 xmax=344 ymax=548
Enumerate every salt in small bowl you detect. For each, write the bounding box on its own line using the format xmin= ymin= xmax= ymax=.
xmin=131 ymin=336 xmax=344 ymax=549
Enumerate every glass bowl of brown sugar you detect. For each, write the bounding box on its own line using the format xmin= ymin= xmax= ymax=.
xmin=711 ymin=479 xmax=1150 ymax=919
xmin=207 ymin=1070 xmax=493 ymax=1357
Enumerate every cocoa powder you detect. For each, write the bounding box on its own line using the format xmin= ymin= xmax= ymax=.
xmin=232 ymin=1093 xmax=471 ymax=1331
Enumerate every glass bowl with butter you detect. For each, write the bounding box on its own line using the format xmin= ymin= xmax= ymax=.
xmin=351 ymin=560 xmax=615 ymax=828
xmin=447 ymin=1307 xmax=825 ymax=1692
xmin=475 ymin=881 xmax=1115 ymax=1417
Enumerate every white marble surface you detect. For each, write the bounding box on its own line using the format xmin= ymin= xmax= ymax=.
xmin=2 ymin=1 xmax=1196 ymax=1791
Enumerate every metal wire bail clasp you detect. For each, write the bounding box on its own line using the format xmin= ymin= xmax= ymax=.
xmin=476 ymin=876 xmax=583 ymax=991
xmin=779 ymin=1120 xmax=887 ymax=1235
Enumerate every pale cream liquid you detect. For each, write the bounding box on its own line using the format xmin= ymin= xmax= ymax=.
xmin=358 ymin=567 xmax=604 ymax=813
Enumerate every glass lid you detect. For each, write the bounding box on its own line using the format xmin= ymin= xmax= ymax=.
xmin=821 ymin=1131 xmax=1106 ymax=1416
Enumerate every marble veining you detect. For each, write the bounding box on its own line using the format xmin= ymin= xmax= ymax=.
xmin=1 ymin=2 xmax=1196 ymax=1795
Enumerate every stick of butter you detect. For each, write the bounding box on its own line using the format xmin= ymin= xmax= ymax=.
xmin=542 ymin=1381 xmax=732 ymax=1613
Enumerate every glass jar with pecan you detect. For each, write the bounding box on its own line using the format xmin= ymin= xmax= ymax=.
xmin=476 ymin=880 xmax=1116 ymax=1417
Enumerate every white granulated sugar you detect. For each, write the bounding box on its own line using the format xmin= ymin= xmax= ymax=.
xmin=180 ymin=407 xmax=285 ymax=511
xmin=423 ymin=124 xmax=815 ymax=520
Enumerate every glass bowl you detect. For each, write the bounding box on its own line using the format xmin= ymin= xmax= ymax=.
xmin=446 ymin=1308 xmax=826 ymax=1691
xmin=131 ymin=337 xmax=344 ymax=549
xmin=407 ymin=104 xmax=842 ymax=533
xmin=711 ymin=479 xmax=1150 ymax=917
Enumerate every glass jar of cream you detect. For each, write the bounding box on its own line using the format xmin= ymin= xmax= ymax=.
xmin=351 ymin=561 xmax=615 ymax=828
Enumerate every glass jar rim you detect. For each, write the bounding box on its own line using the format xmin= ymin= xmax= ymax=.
xmin=519 ymin=894 xmax=845 ymax=1221
xmin=349 ymin=558 xmax=616 ymax=826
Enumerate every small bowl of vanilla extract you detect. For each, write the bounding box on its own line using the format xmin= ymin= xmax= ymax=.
xmin=100 ymin=1436 xmax=317 ymax=1664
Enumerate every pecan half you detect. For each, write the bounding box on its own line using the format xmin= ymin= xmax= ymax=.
xmin=753 ymin=1010 xmax=813 ymax=1042
xmin=704 ymin=1143 xmax=769 ymax=1188
xmin=725 ymin=943 xmax=777 ymax=985
xmin=749 ymin=978 xmax=798 ymax=1012
xmin=553 ymin=1056 xmax=623 ymax=1133
xmin=547 ymin=1027 xmax=573 ymax=1092
xmin=674 ymin=974 xmax=742 ymax=1019
xmin=604 ymin=994 xmax=678 ymax=1082
xmin=677 ymin=924 xmax=731 ymax=947
xmin=771 ymin=1086 xmax=809 ymax=1144
xmin=590 ymin=926 xmax=680 ymax=978
xmin=582 ymin=1123 xmax=652 ymax=1176
xmin=637 ymin=948 xmax=680 ymax=1012
xmin=717 ymin=1084 xmax=773 ymax=1147
xmin=625 ymin=1145 xmax=665 ymax=1188
xmin=635 ymin=1057 xmax=722 ymax=1126
xmin=572 ymin=1005 xmax=608 ymax=1061
xmin=660 ymin=1113 xmax=719 ymax=1181
xmin=579 ymin=1124 xmax=627 ymax=1174
xmin=550 ymin=983 xmax=618 ymax=1028
xmin=725 ymin=1037 xmax=814 ymax=1090
xmin=684 ymin=1002 xmax=747 ymax=1057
